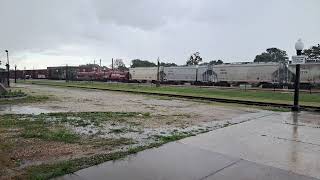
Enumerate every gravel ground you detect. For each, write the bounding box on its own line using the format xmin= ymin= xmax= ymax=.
xmin=7 ymin=83 xmax=258 ymax=121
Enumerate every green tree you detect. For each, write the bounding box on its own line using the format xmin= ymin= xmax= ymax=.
xmin=303 ymin=44 xmax=320 ymax=59
xmin=200 ymin=59 xmax=223 ymax=66
xmin=186 ymin=52 xmax=203 ymax=65
xmin=130 ymin=59 xmax=157 ymax=68
xmin=79 ymin=64 xmax=101 ymax=71
xmin=254 ymin=48 xmax=288 ymax=63
xmin=160 ymin=62 xmax=178 ymax=67
xmin=113 ymin=59 xmax=128 ymax=71
xmin=209 ymin=59 xmax=223 ymax=65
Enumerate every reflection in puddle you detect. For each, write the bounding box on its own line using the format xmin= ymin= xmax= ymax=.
xmin=0 ymin=105 xmax=56 ymax=115
xmin=282 ymin=111 xmax=320 ymax=127
xmin=289 ymin=112 xmax=299 ymax=172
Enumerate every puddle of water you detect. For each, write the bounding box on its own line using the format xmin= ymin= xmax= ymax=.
xmin=0 ymin=105 xmax=56 ymax=115
xmin=281 ymin=111 xmax=320 ymax=128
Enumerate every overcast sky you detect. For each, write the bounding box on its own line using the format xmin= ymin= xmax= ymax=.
xmin=0 ymin=0 xmax=319 ymax=69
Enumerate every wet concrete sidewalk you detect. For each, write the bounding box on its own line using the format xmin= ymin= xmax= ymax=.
xmin=57 ymin=111 xmax=320 ymax=180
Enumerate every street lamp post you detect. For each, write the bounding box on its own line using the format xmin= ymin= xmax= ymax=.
xmin=5 ymin=50 xmax=10 ymax=87
xmin=292 ymin=39 xmax=304 ymax=111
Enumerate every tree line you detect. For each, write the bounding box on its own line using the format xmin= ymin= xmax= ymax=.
xmin=107 ymin=43 xmax=320 ymax=70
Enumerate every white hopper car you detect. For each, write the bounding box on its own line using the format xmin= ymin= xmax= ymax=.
xmin=212 ymin=63 xmax=288 ymax=84
xmin=288 ymin=63 xmax=320 ymax=84
xmin=162 ymin=65 xmax=214 ymax=83
xmin=129 ymin=67 xmax=162 ymax=82
xmin=129 ymin=62 xmax=320 ymax=85
xmin=129 ymin=65 xmax=215 ymax=83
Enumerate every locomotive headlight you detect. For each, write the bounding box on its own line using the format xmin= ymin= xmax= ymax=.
xmin=295 ymin=39 xmax=304 ymax=51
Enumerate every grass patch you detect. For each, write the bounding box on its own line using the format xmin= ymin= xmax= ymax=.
xmin=0 ymin=114 xmax=80 ymax=143
xmin=47 ymin=111 xmax=150 ymax=127
xmin=0 ymin=95 xmax=49 ymax=105
xmin=21 ymin=127 xmax=80 ymax=143
xmin=84 ymin=137 xmax=135 ymax=148
xmin=0 ymin=112 xmax=151 ymax=142
xmin=156 ymin=133 xmax=193 ymax=143
xmin=25 ymin=148 xmax=141 ymax=179
xmin=24 ymin=132 xmax=194 ymax=180
xmin=0 ymin=111 xmax=218 ymax=179
xmin=19 ymin=80 xmax=320 ymax=107
xmin=1 ymin=111 xmax=198 ymax=179
xmin=0 ymin=87 xmax=49 ymax=105
xmin=0 ymin=112 xmax=150 ymax=144
xmin=0 ymin=90 xmax=26 ymax=98
xmin=47 ymin=111 xmax=147 ymax=118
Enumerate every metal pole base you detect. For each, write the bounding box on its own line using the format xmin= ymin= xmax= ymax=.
xmin=291 ymin=105 xmax=300 ymax=112
xmin=156 ymin=81 xmax=160 ymax=87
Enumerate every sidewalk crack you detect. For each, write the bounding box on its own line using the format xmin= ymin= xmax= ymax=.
xmin=198 ymin=159 xmax=243 ymax=180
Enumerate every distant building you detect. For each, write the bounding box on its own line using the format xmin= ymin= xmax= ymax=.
xmin=47 ymin=66 xmax=78 ymax=80
xmin=10 ymin=69 xmax=47 ymax=79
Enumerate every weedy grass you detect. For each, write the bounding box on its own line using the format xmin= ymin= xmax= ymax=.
xmin=0 ymin=90 xmax=26 ymax=98
xmin=0 ymin=112 xmax=151 ymax=144
xmin=156 ymin=132 xmax=194 ymax=142
xmin=1 ymin=111 xmax=194 ymax=180
xmin=47 ymin=111 xmax=151 ymax=127
xmin=0 ymin=114 xmax=80 ymax=143
xmin=0 ymin=95 xmax=50 ymax=105
xmin=21 ymin=127 xmax=80 ymax=143
xmin=83 ymin=137 xmax=135 ymax=148
xmin=25 ymin=149 xmax=139 ymax=180
xmin=0 ymin=110 xmax=235 ymax=179
xmin=0 ymin=111 xmax=150 ymax=179
xmin=24 ymin=132 xmax=195 ymax=180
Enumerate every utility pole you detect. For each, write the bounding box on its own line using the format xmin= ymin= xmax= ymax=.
xmin=195 ymin=65 xmax=199 ymax=84
xmin=5 ymin=50 xmax=10 ymax=87
xmin=100 ymin=59 xmax=102 ymax=67
xmin=156 ymin=57 xmax=160 ymax=87
xmin=23 ymin=67 xmax=26 ymax=81
xmin=112 ymin=58 xmax=114 ymax=70
xmin=65 ymin=64 xmax=68 ymax=82
xmin=14 ymin=65 xmax=17 ymax=83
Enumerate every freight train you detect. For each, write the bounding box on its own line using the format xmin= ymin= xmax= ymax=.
xmin=76 ymin=70 xmax=128 ymax=81
xmin=9 ymin=62 xmax=320 ymax=88
xmin=11 ymin=66 xmax=129 ymax=82
xmin=129 ymin=62 xmax=320 ymax=87
xmin=288 ymin=63 xmax=320 ymax=84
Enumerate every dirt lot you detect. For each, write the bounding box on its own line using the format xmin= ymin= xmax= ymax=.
xmin=0 ymin=84 xmax=260 ymax=179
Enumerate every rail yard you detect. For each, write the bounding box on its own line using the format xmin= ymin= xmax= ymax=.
xmin=10 ymin=61 xmax=320 ymax=89
xmin=1 ymin=1 xmax=320 ymax=179
xmin=0 ymin=80 xmax=319 ymax=179
xmin=2 ymin=60 xmax=320 ymax=179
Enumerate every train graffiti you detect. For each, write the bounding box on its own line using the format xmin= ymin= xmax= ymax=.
xmin=129 ymin=62 xmax=320 ymax=87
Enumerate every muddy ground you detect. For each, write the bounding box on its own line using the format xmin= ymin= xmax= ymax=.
xmin=4 ymin=84 xmax=257 ymax=118
xmin=0 ymin=83 xmax=261 ymax=179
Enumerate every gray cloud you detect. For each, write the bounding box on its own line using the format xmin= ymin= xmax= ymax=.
xmin=0 ymin=0 xmax=319 ymax=69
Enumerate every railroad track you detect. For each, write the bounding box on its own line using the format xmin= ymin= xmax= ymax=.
xmin=28 ymin=82 xmax=320 ymax=112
